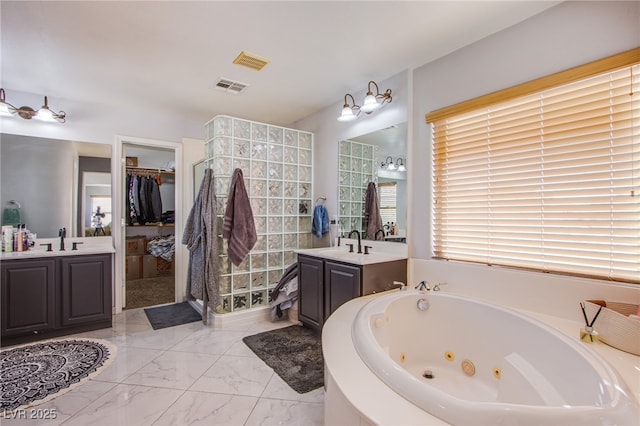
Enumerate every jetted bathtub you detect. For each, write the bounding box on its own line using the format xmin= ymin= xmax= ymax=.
xmin=351 ymin=291 xmax=639 ymax=425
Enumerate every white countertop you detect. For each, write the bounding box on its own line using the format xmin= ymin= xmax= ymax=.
xmin=296 ymin=239 xmax=407 ymax=265
xmin=323 ymin=290 xmax=640 ymax=425
xmin=1 ymin=236 xmax=115 ymax=259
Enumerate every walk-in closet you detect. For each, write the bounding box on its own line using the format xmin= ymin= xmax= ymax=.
xmin=123 ymin=144 xmax=176 ymax=309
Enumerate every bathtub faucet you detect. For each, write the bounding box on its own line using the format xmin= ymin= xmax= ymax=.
xmin=415 ymin=280 xmax=430 ymax=292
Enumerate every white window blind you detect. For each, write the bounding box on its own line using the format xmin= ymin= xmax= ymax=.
xmin=431 ymin=64 xmax=639 ymax=283
xmin=379 ymin=182 xmax=397 ymax=225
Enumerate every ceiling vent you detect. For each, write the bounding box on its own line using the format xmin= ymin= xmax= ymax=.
xmin=233 ymin=51 xmax=270 ymax=71
xmin=213 ymin=78 xmax=248 ymax=94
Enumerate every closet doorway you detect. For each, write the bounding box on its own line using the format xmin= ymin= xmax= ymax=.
xmin=112 ymin=137 xmax=184 ymax=313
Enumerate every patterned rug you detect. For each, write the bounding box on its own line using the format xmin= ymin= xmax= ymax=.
xmin=242 ymin=325 xmax=323 ymax=393
xmin=0 ymin=338 xmax=116 ymax=416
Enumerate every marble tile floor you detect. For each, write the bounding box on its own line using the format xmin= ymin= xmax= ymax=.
xmin=3 ymin=307 xmax=324 ymax=426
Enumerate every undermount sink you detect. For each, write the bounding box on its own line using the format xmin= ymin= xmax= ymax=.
xmin=297 ymin=246 xmax=407 ymax=265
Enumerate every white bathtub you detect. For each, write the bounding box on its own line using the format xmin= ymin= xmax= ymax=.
xmin=351 ymin=291 xmax=639 ymax=425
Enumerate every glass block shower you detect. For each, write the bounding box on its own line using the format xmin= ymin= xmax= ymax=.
xmin=338 ymin=139 xmax=378 ymax=238
xmin=205 ymin=115 xmax=313 ymax=313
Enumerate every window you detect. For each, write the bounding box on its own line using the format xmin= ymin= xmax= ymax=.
xmin=427 ymin=49 xmax=639 ymax=284
xmin=378 ymin=182 xmax=397 ymax=225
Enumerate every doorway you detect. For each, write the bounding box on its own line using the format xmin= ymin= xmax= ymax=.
xmin=112 ymin=136 xmax=184 ymax=314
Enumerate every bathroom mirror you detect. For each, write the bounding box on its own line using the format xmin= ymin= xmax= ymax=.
xmin=0 ymin=134 xmax=112 ymax=238
xmin=338 ymin=123 xmax=407 ymax=241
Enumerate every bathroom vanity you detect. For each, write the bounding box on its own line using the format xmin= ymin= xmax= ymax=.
xmin=1 ymin=240 xmax=114 ymax=346
xmin=296 ymin=240 xmax=407 ymax=331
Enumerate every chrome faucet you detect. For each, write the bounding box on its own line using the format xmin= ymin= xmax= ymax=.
xmin=348 ymin=229 xmax=362 ymax=254
xmin=58 ymin=227 xmax=66 ymax=251
xmin=374 ymin=229 xmax=385 ymax=241
xmin=415 ymin=280 xmax=430 ymax=292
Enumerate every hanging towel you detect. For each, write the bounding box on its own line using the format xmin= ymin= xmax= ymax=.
xmin=223 ymin=168 xmax=257 ymax=266
xmin=364 ymin=182 xmax=383 ymax=240
xmin=311 ymin=204 xmax=329 ymax=238
xmin=183 ymin=168 xmax=219 ymax=322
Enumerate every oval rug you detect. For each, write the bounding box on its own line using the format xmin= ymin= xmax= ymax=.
xmin=0 ymin=338 xmax=116 ymax=416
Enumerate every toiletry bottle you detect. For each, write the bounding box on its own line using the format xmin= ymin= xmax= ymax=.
xmin=16 ymin=225 xmax=23 ymax=252
xmin=3 ymin=226 xmax=13 ymax=252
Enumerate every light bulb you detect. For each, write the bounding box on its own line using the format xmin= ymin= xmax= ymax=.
xmin=361 ymin=94 xmax=380 ymax=113
xmin=337 ymin=106 xmax=357 ymax=122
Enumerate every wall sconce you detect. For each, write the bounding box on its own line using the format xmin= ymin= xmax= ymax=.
xmin=337 ymin=80 xmax=392 ymax=122
xmin=381 ymin=156 xmax=407 ymax=172
xmin=0 ymin=88 xmax=67 ymax=123
xmin=337 ymin=93 xmax=360 ymax=122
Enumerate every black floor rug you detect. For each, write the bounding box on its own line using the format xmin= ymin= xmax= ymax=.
xmin=0 ymin=338 xmax=115 ymax=415
xmin=243 ymin=325 xmax=323 ymax=394
xmin=144 ymin=302 xmax=201 ymax=330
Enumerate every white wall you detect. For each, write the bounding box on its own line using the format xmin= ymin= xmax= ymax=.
xmin=409 ymin=1 xmax=640 ymax=319
xmin=293 ymin=70 xmax=409 ymax=247
xmin=411 ymin=0 xmax=640 ymax=259
xmin=0 ymin=90 xmax=204 ymax=145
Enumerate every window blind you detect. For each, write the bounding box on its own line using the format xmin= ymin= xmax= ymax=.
xmin=430 ymin=64 xmax=639 ymax=283
xmin=379 ymin=182 xmax=397 ymax=225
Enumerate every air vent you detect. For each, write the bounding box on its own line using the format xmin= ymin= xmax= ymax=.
xmin=213 ymin=78 xmax=248 ymax=94
xmin=233 ymin=51 xmax=270 ymax=71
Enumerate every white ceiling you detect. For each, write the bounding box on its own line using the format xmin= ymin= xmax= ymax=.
xmin=0 ymin=1 xmax=558 ymax=127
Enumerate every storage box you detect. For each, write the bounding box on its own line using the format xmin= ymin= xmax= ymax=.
xmin=142 ymin=254 xmax=158 ymax=278
xmin=126 ymin=156 xmax=138 ymax=166
xmin=126 ymin=236 xmax=147 ymax=255
xmin=126 ymin=255 xmax=142 ymax=280
xmin=585 ymin=300 xmax=640 ymax=355
xmin=156 ymin=257 xmax=174 ymax=276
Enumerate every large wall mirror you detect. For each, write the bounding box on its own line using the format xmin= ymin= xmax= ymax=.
xmin=1 ymin=134 xmax=112 ymax=238
xmin=338 ymin=123 xmax=407 ymax=241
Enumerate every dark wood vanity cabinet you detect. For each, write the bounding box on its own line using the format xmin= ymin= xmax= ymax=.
xmin=297 ymin=254 xmax=406 ymax=331
xmin=60 ymin=255 xmax=112 ymax=327
xmin=1 ymin=259 xmax=56 ymax=337
xmin=298 ymin=255 xmax=324 ymax=330
xmin=1 ymin=254 xmax=112 ymax=345
xmin=324 ymin=261 xmax=360 ymax=320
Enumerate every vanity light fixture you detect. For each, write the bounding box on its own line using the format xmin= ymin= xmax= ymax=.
xmin=396 ymin=158 xmax=407 ymax=172
xmin=0 ymin=88 xmax=66 ymax=123
xmin=361 ymin=81 xmax=393 ymax=113
xmin=381 ymin=156 xmax=396 ymax=171
xmin=381 ymin=156 xmax=407 ymax=172
xmin=337 ymin=93 xmax=360 ymax=122
xmin=337 ymin=80 xmax=392 ymax=122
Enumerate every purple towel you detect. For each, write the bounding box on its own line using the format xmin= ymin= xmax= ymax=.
xmin=223 ymin=168 xmax=257 ymax=266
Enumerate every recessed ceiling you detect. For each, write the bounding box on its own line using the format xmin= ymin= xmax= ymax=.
xmin=0 ymin=1 xmax=559 ymax=127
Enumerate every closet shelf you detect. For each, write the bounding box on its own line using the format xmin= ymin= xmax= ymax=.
xmin=126 ymin=223 xmax=175 ymax=227
xmin=126 ymin=166 xmax=175 ymax=175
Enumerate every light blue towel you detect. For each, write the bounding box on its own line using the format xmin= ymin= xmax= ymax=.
xmin=312 ymin=205 xmax=329 ymax=238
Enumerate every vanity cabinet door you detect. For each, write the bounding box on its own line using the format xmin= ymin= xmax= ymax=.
xmin=298 ymin=255 xmax=324 ymax=331
xmin=324 ymin=261 xmax=360 ymax=319
xmin=59 ymin=254 xmax=112 ymax=327
xmin=1 ymin=259 xmax=56 ymax=337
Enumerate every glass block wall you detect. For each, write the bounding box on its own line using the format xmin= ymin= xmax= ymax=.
xmin=338 ymin=140 xmax=378 ymax=238
xmin=205 ymin=115 xmax=313 ymax=313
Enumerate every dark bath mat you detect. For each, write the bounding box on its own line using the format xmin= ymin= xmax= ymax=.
xmin=144 ymin=301 xmax=201 ymax=330
xmin=243 ymin=325 xmax=323 ymax=394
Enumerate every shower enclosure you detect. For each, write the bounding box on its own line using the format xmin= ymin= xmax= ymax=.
xmin=204 ymin=115 xmax=313 ymax=314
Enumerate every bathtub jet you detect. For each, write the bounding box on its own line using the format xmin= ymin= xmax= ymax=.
xmin=352 ymin=291 xmax=638 ymax=426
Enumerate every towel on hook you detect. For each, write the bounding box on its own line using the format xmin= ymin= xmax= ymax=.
xmin=312 ymin=204 xmax=329 ymax=238
xmin=223 ymin=168 xmax=257 ymax=266
xmin=365 ymin=182 xmax=383 ymax=240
